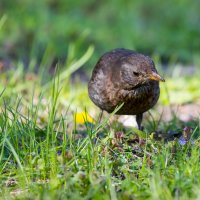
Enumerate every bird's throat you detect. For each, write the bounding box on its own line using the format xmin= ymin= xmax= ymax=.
xmin=126 ymin=84 xmax=151 ymax=99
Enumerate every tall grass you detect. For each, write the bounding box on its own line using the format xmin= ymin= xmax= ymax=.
xmin=0 ymin=65 xmax=200 ymax=199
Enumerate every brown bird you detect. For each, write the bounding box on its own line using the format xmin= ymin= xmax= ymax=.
xmin=88 ymin=48 xmax=165 ymax=130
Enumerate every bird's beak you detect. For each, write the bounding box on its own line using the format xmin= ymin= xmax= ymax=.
xmin=148 ymin=72 xmax=165 ymax=82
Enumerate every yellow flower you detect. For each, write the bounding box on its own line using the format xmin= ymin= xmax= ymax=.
xmin=74 ymin=111 xmax=95 ymax=125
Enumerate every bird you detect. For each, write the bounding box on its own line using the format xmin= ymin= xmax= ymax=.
xmin=88 ymin=48 xmax=165 ymax=130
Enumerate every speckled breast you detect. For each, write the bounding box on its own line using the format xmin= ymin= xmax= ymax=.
xmin=107 ymin=81 xmax=160 ymax=115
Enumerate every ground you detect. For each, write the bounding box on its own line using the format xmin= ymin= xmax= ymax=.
xmin=0 ymin=60 xmax=199 ymax=199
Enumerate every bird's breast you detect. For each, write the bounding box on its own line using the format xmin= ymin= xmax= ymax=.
xmin=115 ymin=83 xmax=160 ymax=115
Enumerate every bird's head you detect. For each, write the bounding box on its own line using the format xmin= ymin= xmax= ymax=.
xmin=120 ymin=53 xmax=165 ymax=89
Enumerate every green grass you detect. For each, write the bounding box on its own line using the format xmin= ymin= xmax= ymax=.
xmin=0 ymin=62 xmax=200 ymax=200
xmin=1 ymin=1 xmax=200 ymax=199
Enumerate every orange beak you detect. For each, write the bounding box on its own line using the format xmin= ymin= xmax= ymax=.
xmin=148 ymin=72 xmax=165 ymax=82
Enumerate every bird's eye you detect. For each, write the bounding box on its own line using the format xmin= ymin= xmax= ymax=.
xmin=133 ymin=71 xmax=139 ymax=76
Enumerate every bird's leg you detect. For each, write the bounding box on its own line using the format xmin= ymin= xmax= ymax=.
xmin=97 ymin=110 xmax=104 ymax=124
xmin=136 ymin=113 xmax=145 ymax=145
xmin=136 ymin=113 xmax=143 ymax=130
